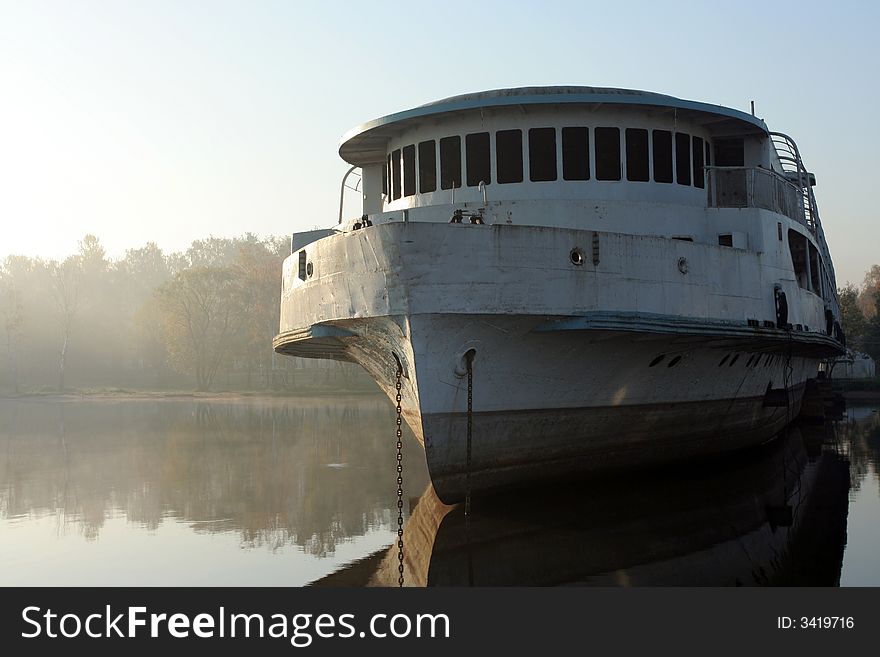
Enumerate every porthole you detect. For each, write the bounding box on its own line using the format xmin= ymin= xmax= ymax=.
xmin=719 ymin=354 xmax=729 ymax=367
xmin=667 ymin=355 xmax=682 ymax=368
xmin=729 ymin=354 xmax=739 ymax=366
xmin=570 ymin=248 xmax=585 ymax=266
xmin=649 ymin=354 xmax=665 ymax=367
xmin=306 ymin=262 xmax=314 ymax=278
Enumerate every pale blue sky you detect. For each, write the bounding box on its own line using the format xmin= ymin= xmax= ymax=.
xmin=1 ymin=0 xmax=877 ymax=284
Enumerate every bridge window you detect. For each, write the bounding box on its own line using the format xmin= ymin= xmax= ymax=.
xmin=595 ymin=127 xmax=621 ymax=181
xmin=705 ymin=140 xmax=712 ymax=167
xmin=652 ymin=130 xmax=673 ymax=183
xmin=440 ymin=136 xmax=461 ymax=190
xmin=403 ymin=145 xmax=416 ymax=197
xmin=496 ymin=129 xmax=523 ymax=184
xmin=418 ymin=140 xmax=436 ymax=193
xmin=625 ymin=128 xmax=649 ymax=182
xmin=692 ymin=136 xmax=705 ymax=189
xmin=562 ymin=127 xmax=589 ymax=180
xmin=391 ymin=148 xmax=401 ymax=200
xmin=383 ymin=156 xmax=388 ymax=198
xmin=675 ymin=133 xmax=691 ymax=186
xmin=529 ymin=127 xmax=557 ymax=182
xmin=466 ymin=132 xmax=491 ymax=186
xmin=714 ymin=138 xmax=744 ymax=166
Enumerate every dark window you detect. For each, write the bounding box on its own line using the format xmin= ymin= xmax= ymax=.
xmin=495 ymin=129 xmax=523 ymax=184
xmin=383 ymin=156 xmax=389 ymax=198
xmin=718 ymin=234 xmax=733 ymax=247
xmin=625 ymin=128 xmax=649 ymax=182
xmin=529 ymin=127 xmax=557 ymax=182
xmin=675 ymin=133 xmax=691 ymax=186
xmin=692 ymin=136 xmax=705 ymax=188
xmin=466 ymin=132 xmax=491 ymax=186
xmin=298 ymin=251 xmax=307 ymax=281
xmin=391 ymin=148 xmax=401 ymax=200
xmin=705 ymin=140 xmax=711 ymax=167
xmin=418 ymin=140 xmax=436 ymax=193
xmin=809 ymin=243 xmax=821 ymax=293
xmin=402 ymin=145 xmax=416 ymax=197
xmin=652 ymin=130 xmax=673 ymax=183
xmin=714 ymin=138 xmax=744 ymax=166
xmin=788 ymin=229 xmax=809 ymax=290
xmin=562 ymin=127 xmax=589 ymax=180
xmin=439 ymin=136 xmax=461 ymax=190
xmin=595 ymin=127 xmax=621 ymax=181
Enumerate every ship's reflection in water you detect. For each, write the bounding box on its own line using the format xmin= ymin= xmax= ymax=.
xmin=322 ymin=405 xmax=880 ymax=587
xmin=0 ymin=398 xmax=877 ymax=586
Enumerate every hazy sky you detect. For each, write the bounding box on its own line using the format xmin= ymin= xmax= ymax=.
xmin=1 ymin=0 xmax=877 ymax=285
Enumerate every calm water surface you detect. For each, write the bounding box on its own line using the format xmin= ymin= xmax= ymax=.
xmin=0 ymin=396 xmax=877 ymax=586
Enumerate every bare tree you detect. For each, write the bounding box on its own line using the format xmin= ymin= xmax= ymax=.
xmin=50 ymin=257 xmax=82 ymax=391
xmin=0 ymin=273 xmax=24 ymax=391
xmin=157 ymin=266 xmax=251 ymax=391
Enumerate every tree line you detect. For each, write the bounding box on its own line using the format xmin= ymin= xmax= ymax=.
xmin=0 ymin=234 xmax=370 ymax=393
xmin=838 ymin=264 xmax=880 ymax=362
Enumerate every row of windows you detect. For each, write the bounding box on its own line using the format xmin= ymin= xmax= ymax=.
xmin=383 ymin=127 xmax=712 ymax=201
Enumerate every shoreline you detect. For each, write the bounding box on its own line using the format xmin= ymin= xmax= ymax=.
xmin=3 ymin=383 xmax=878 ymax=404
xmin=0 ymin=387 xmax=384 ymax=403
xmin=841 ymin=389 xmax=880 ymax=402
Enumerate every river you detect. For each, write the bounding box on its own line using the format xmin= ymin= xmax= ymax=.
xmin=0 ymin=395 xmax=877 ymax=586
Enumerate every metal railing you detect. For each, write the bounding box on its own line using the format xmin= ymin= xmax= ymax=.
xmin=706 ymin=166 xmax=806 ymax=227
xmin=769 ymin=131 xmax=837 ymax=298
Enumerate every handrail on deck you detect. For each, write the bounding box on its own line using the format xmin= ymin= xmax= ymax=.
xmin=338 ymin=166 xmax=362 ymax=225
xmin=705 ymin=165 xmax=809 ymax=229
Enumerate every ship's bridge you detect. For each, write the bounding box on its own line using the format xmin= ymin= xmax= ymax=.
xmin=339 ymin=86 xmax=777 ymax=218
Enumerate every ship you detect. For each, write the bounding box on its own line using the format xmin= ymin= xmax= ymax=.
xmin=273 ymin=86 xmax=845 ymax=502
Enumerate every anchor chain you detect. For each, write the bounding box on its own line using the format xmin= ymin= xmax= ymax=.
xmin=465 ymin=353 xmax=474 ymax=587
xmin=395 ymin=365 xmax=404 ymax=587
xmin=465 ymin=353 xmax=473 ymax=518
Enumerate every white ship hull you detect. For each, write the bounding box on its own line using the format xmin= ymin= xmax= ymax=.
xmin=275 ymin=222 xmax=839 ymax=502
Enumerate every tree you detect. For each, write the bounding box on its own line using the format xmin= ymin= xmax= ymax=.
xmin=132 ymin=295 xmax=170 ymax=384
xmin=119 ymin=242 xmax=169 ymax=296
xmin=50 ymin=256 xmax=82 ymax=390
xmin=78 ymin=234 xmax=106 ymax=277
xmin=862 ymin=290 xmax=880 ymax=362
xmin=857 ymin=264 xmax=880 ymax=319
xmin=157 ymin=266 xmax=251 ymax=391
xmin=233 ymin=240 xmax=284 ymax=388
xmin=838 ymin=283 xmax=867 ymax=351
xmin=0 ymin=271 xmax=25 ymax=391
xmin=185 ymin=236 xmax=238 ymax=268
